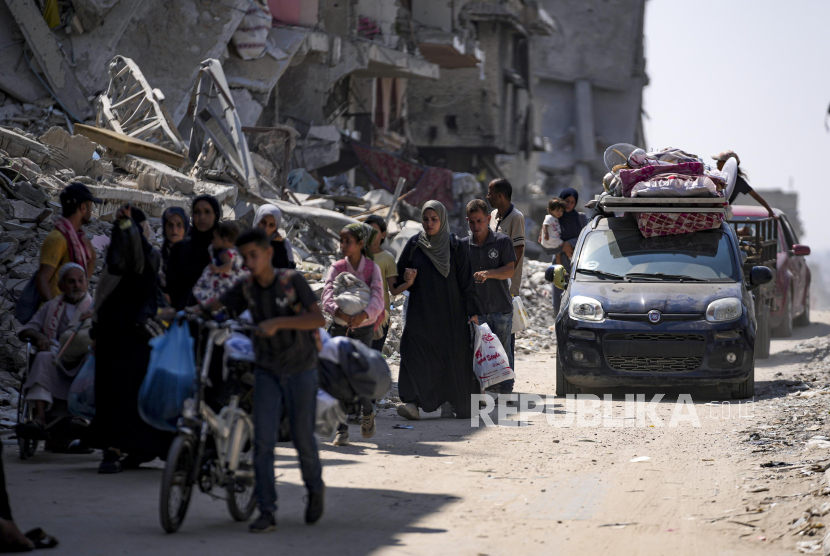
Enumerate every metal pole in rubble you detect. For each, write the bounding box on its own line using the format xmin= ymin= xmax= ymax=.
xmin=385 ymin=177 xmax=407 ymax=227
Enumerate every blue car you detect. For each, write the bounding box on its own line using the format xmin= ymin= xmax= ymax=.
xmin=552 ymin=215 xmax=772 ymax=399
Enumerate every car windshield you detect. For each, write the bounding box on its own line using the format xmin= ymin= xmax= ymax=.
xmin=576 ymin=228 xmax=738 ymax=282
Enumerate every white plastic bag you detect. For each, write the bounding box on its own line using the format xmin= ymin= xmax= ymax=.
xmin=512 ymin=296 xmax=530 ymax=334
xmin=315 ymin=389 xmax=346 ymax=439
xmin=472 ymin=323 xmax=515 ymax=390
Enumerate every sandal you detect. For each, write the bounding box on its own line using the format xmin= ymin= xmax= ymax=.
xmin=24 ymin=529 xmax=57 ymax=550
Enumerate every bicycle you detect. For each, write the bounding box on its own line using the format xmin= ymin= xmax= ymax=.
xmin=159 ymin=314 xmax=260 ymax=533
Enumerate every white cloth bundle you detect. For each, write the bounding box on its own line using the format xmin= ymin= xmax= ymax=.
xmin=332 ymin=273 xmax=371 ymax=325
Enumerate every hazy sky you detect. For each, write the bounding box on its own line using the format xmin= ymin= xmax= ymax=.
xmin=643 ymin=0 xmax=830 ymax=250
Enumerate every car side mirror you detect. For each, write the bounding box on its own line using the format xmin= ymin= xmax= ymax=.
xmin=749 ymin=266 xmax=773 ymax=287
xmin=553 ymin=265 xmax=568 ymax=290
xmin=793 ymin=244 xmax=811 ymax=256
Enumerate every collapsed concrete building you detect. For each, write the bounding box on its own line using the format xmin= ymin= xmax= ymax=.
xmin=533 ymin=0 xmax=648 ymax=206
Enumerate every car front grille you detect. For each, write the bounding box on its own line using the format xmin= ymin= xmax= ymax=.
xmin=604 ymin=333 xmax=705 ymax=343
xmin=606 ymin=356 xmax=702 ymax=372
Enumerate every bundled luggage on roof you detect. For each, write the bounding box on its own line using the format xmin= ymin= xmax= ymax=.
xmin=591 ymin=143 xmax=738 ymax=237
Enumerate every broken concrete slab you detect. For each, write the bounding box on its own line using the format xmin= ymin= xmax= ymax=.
xmin=266 ymin=198 xmax=358 ymax=232
xmin=8 ymin=200 xmax=49 ymax=223
xmin=0 ymin=128 xmax=53 ymax=165
xmin=230 ymin=88 xmax=264 ymax=127
xmin=114 ymin=155 xmax=196 ymax=195
xmin=3 ymin=0 xmax=93 ymax=120
xmin=295 ymin=125 xmax=341 ymax=171
xmin=0 ymin=2 xmax=49 ymax=104
xmin=11 ymin=182 xmax=47 ymax=206
xmin=85 ymin=184 xmax=189 ymax=218
xmin=38 ymin=127 xmax=102 ymax=177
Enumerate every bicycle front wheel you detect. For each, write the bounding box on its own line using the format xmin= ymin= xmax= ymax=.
xmin=160 ymin=435 xmax=196 ymax=533
xmin=226 ymin=418 xmax=256 ymax=521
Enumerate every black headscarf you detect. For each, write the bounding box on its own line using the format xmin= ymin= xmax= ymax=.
xmin=166 ymin=195 xmax=220 ymax=309
xmin=161 ymin=207 xmax=190 ymax=264
xmin=558 ymin=188 xmax=584 ymax=241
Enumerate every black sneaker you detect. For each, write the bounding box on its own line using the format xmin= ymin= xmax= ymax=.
xmin=305 ymin=486 xmax=325 ymax=525
xmin=98 ymin=450 xmax=122 ymax=474
xmin=249 ymin=512 xmax=276 ymax=533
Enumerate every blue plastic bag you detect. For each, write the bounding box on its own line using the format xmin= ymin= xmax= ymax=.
xmin=138 ymin=320 xmax=197 ymax=432
xmin=68 ymin=354 xmax=95 ymax=420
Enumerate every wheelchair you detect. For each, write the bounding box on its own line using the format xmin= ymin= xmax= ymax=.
xmin=14 ymin=342 xmax=89 ymax=460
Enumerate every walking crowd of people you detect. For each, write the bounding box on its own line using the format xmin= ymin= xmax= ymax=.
xmin=3 ymin=172 xmax=602 ymax=546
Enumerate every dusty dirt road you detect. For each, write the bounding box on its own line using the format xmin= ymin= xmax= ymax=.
xmin=6 ymin=312 xmax=830 ymax=555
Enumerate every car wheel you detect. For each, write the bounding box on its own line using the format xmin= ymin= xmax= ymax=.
xmin=772 ymin=287 xmax=793 ymax=337
xmin=731 ymin=361 xmax=755 ymax=400
xmin=555 ymin=355 xmax=577 ymax=397
xmin=794 ymin=288 xmax=810 ymax=327
xmin=755 ymin=302 xmax=770 ymax=360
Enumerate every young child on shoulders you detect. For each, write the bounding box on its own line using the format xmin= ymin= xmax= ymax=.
xmin=540 ymin=198 xmax=573 ymax=264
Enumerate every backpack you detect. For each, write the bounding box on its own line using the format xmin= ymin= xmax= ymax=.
xmin=332 ymin=258 xmax=385 ymax=330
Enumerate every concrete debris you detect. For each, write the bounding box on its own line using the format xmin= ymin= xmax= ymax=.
xmin=114 ymin=156 xmax=196 ymax=195
xmin=38 ymin=127 xmax=106 ymax=178
xmin=3 ymin=0 xmax=94 ymax=120
xmin=96 ymin=56 xmax=186 ymax=155
xmin=185 ymin=59 xmax=259 ymax=195
xmin=0 ymin=128 xmax=55 ymax=166
xmin=248 ymin=126 xmax=298 ymax=191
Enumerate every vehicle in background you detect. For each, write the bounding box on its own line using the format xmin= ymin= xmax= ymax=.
xmin=729 ymin=206 xmax=811 ymax=337
xmin=726 ymin=214 xmax=777 ymax=359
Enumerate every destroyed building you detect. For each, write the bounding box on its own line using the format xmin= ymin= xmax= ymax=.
xmin=533 ymin=0 xmax=648 ymax=206
xmin=0 ymin=0 xmax=573 ymax=374
xmin=406 ymin=0 xmax=556 ymax=195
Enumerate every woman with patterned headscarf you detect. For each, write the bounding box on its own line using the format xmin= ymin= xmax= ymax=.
xmin=321 ymin=222 xmax=387 ymax=445
xmin=394 ymin=200 xmax=481 ymax=421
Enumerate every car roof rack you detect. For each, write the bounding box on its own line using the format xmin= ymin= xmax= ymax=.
xmin=585 ymin=193 xmax=728 ymax=215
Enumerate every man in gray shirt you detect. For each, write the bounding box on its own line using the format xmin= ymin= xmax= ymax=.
xmin=460 ymin=199 xmax=516 ymax=389
xmin=486 ymin=179 xmax=524 ymax=393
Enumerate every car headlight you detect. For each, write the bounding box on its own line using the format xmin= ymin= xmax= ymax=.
xmin=569 ymin=296 xmax=604 ymax=322
xmin=706 ymin=297 xmax=742 ymax=323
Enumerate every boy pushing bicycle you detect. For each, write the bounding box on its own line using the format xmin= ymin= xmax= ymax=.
xmin=207 ymin=228 xmax=326 ymax=533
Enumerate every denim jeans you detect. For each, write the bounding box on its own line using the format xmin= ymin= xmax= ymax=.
xmin=253 ymin=368 xmax=324 ymax=514
xmin=477 ymin=311 xmax=514 ymax=392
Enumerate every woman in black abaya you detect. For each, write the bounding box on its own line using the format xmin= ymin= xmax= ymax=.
xmin=395 ymin=201 xmax=481 ymax=420
xmin=88 ymin=207 xmax=172 ymax=474
xmin=165 ymin=195 xmax=220 ymax=310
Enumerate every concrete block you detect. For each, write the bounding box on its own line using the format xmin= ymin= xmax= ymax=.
xmin=38 ymin=127 xmax=99 ymax=176
xmin=0 ymin=128 xmax=51 ymax=165
xmin=8 ymin=200 xmax=50 ymax=223
xmin=11 ymin=182 xmax=47 ymax=206
xmin=114 ymin=155 xmax=196 ymax=194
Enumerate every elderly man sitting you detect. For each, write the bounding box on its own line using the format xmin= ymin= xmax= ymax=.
xmin=18 ymin=263 xmax=92 ymax=437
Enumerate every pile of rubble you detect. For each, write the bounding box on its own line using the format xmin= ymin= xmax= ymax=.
xmin=515 ymin=259 xmax=556 ymax=353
